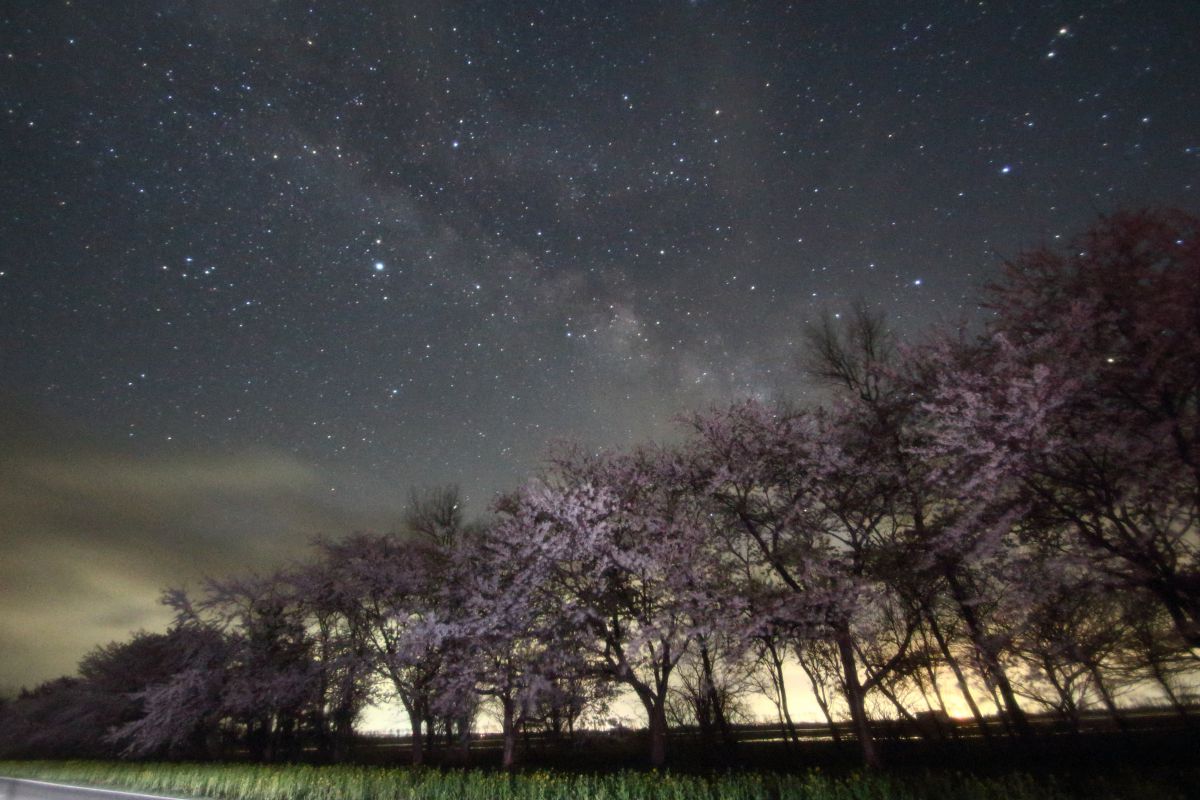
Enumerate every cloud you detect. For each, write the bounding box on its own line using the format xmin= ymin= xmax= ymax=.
xmin=0 ymin=401 xmax=389 ymax=691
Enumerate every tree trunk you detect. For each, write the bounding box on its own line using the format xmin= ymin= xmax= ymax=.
xmin=278 ymin=713 xmax=296 ymax=762
xmin=248 ymin=716 xmax=269 ymax=761
xmin=1147 ymin=576 xmax=1200 ymax=649
xmin=1147 ymin=655 xmax=1191 ymax=722
xmin=699 ymin=640 xmax=737 ymax=757
xmin=457 ymin=713 xmax=473 ymax=762
xmin=919 ymin=643 xmax=956 ymax=740
xmin=1041 ymin=656 xmax=1080 ymax=733
xmin=500 ymin=696 xmax=519 ymax=770
xmin=836 ymin=629 xmax=881 ymax=768
xmin=798 ymin=650 xmax=842 ymax=744
xmin=203 ymin=723 xmax=222 ymax=761
xmin=634 ymin=689 xmax=669 ymax=768
xmin=332 ymin=702 xmax=355 ymax=763
xmin=926 ymin=610 xmax=992 ymax=741
xmin=1084 ymin=661 xmax=1127 ymax=732
xmin=313 ymin=706 xmax=331 ymax=763
xmin=876 ymin=680 xmax=932 ymax=741
xmin=945 ymin=570 xmax=1032 ymax=740
xmin=766 ymin=641 xmax=802 ymax=747
xmin=648 ymin=701 xmax=668 ymax=767
xmin=407 ymin=710 xmax=425 ymax=765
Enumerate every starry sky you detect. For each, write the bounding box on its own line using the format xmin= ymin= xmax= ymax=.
xmin=1 ymin=1 xmax=1198 ymax=694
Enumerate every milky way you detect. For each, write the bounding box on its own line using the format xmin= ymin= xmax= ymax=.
xmin=1 ymin=1 xmax=1197 ymax=688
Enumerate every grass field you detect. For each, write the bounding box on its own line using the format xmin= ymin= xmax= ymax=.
xmin=2 ymin=760 xmax=1197 ymax=800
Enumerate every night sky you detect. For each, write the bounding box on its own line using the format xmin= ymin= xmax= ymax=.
xmin=2 ymin=2 xmax=1198 ymax=695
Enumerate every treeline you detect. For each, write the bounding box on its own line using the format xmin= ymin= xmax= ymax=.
xmin=2 ymin=210 xmax=1197 ymax=769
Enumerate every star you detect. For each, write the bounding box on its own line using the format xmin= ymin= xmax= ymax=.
xmin=1 ymin=0 xmax=1196 ymax=707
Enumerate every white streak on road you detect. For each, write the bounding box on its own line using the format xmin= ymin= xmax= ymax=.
xmin=0 ymin=778 xmax=191 ymax=800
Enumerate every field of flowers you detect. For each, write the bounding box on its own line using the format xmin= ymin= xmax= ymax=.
xmin=2 ymin=760 xmax=1196 ymax=800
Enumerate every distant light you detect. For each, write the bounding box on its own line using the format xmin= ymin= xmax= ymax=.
xmin=374 ymin=261 xmax=385 ymax=271
xmin=913 ymin=278 xmax=923 ymax=286
xmin=1000 ymin=165 xmax=1012 ymax=174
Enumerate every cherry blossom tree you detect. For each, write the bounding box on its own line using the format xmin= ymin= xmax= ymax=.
xmin=808 ymin=301 xmax=1045 ymax=741
xmin=108 ymin=589 xmax=233 ymax=758
xmin=427 ymin=512 xmax=594 ymax=768
xmin=193 ymin=574 xmax=324 ymax=761
xmin=684 ymin=400 xmax=916 ymax=768
xmin=925 ymin=210 xmax=1200 ymax=649
xmin=1115 ymin=593 xmax=1197 ymax=721
xmin=666 ymin=629 xmax=756 ymax=760
xmin=301 ymin=486 xmax=476 ymax=765
xmin=288 ymin=562 xmax=375 ymax=762
xmin=504 ymin=445 xmax=721 ymax=767
xmin=0 ymin=624 xmax=235 ymax=760
xmin=1010 ymin=561 xmax=1130 ymax=731
xmin=0 ymin=677 xmax=118 ymax=758
xmin=312 ymin=532 xmax=450 ymax=765
xmin=15 ymin=212 xmax=1200 ymax=767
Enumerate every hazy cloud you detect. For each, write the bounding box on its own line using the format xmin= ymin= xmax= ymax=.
xmin=0 ymin=402 xmax=394 ymax=691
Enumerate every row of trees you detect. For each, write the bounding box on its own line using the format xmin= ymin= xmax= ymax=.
xmin=2 ymin=210 xmax=1197 ymax=769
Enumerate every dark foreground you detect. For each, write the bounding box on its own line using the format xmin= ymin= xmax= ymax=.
xmin=356 ymin=713 xmax=1200 ymax=774
xmin=2 ymin=755 xmax=1199 ymax=800
xmin=3 ymin=714 xmax=1199 ymax=800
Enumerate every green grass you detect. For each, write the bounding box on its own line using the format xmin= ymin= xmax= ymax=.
xmin=0 ymin=760 xmax=1193 ymax=800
